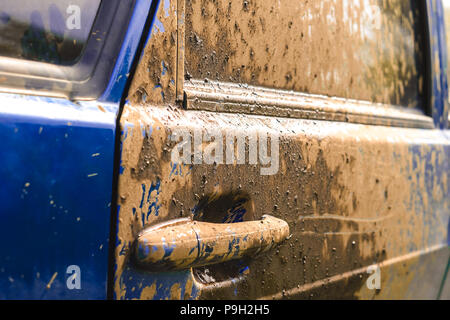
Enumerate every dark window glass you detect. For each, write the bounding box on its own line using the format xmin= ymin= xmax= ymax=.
xmin=185 ymin=0 xmax=425 ymax=109
xmin=0 ymin=0 xmax=101 ymax=65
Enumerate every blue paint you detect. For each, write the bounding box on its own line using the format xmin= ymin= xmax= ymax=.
xmin=153 ymin=17 xmax=165 ymax=34
xmin=111 ymin=0 xmax=449 ymax=301
xmin=0 ymin=0 xmax=156 ymax=300
xmin=100 ymin=0 xmax=156 ymax=103
xmin=141 ymin=212 xmax=146 ymax=227
xmin=239 ymin=266 xmax=249 ymax=274
xmin=120 ymin=267 xmax=199 ymax=300
xmin=408 ymin=142 xmax=449 ymax=249
xmin=169 ymin=162 xmax=178 ymax=177
xmin=161 ymin=60 xmax=168 ymax=75
xmin=147 ymin=202 xmax=161 ymax=218
xmin=198 ymin=241 xmax=214 ymax=261
xmin=194 ymin=230 xmax=201 ymax=259
xmin=122 ymin=122 xmax=135 ymax=141
xmin=140 ymin=0 xmax=161 ymax=57
xmin=137 ymin=243 xmax=148 ymax=260
xmin=426 ymin=0 xmax=449 ymax=129
xmin=162 ymin=239 xmax=176 ymax=259
xmin=169 ymin=163 xmax=191 ymax=178
xmin=139 ymin=184 xmax=146 ymax=209
xmin=0 ymin=95 xmax=115 ymax=299
xmin=227 ymin=237 xmax=240 ymax=256
xmin=0 ymin=11 xmax=11 ymax=24
xmin=141 ymin=124 xmax=146 ymax=137
xmin=434 ymin=0 xmax=449 ymax=129
xmin=147 ymin=201 xmax=161 ymax=218
xmin=447 ymin=219 xmax=450 ymax=246
xmin=119 ymin=243 xmax=128 ymax=257
xmin=163 ymin=0 xmax=170 ymax=17
xmin=222 ymin=200 xmax=247 ymax=223
xmin=146 ymin=180 xmax=161 ymax=218
xmin=147 ymin=180 xmax=162 ymax=203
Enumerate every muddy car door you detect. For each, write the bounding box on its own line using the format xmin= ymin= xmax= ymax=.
xmin=114 ymin=0 xmax=449 ymax=299
xmin=0 ymin=0 xmax=151 ymax=299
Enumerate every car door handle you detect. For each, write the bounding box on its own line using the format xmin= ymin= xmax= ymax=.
xmin=134 ymin=215 xmax=289 ymax=271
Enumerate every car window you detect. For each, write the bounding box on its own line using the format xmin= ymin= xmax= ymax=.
xmin=185 ymin=0 xmax=425 ymax=109
xmin=0 ymin=0 xmax=101 ymax=65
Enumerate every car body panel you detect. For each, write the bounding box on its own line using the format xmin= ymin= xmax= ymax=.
xmin=112 ymin=0 xmax=450 ymax=300
xmin=0 ymin=94 xmax=115 ymax=299
xmin=0 ymin=0 xmax=154 ymax=299
xmin=114 ymin=102 xmax=449 ymax=299
xmin=427 ymin=0 xmax=449 ymax=129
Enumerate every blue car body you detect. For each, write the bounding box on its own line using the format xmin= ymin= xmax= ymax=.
xmin=0 ymin=0 xmax=155 ymax=299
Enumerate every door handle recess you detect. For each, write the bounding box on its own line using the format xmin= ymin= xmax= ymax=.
xmin=134 ymin=215 xmax=289 ymax=271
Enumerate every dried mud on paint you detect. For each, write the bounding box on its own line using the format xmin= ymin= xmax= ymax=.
xmin=115 ymin=103 xmax=448 ymax=299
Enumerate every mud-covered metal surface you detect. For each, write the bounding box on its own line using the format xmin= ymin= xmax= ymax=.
xmin=127 ymin=0 xmax=179 ymax=106
xmin=126 ymin=0 xmax=439 ymax=130
xmin=114 ymin=0 xmax=450 ymax=300
xmin=0 ymin=93 xmax=116 ymax=299
xmin=135 ymin=215 xmax=289 ymax=271
xmin=184 ymin=79 xmax=434 ymax=129
xmin=0 ymin=0 xmax=144 ymax=101
xmin=184 ymin=0 xmax=425 ymax=109
xmin=114 ymin=102 xmax=449 ymax=299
